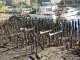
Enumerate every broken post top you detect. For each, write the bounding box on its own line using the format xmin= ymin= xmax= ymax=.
xmin=20 ymin=27 xmax=35 ymax=32
xmin=40 ymin=30 xmax=52 ymax=34
xmin=49 ymin=31 xmax=62 ymax=36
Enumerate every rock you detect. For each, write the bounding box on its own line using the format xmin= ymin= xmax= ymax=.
xmin=13 ymin=54 xmax=20 ymax=59
xmin=35 ymin=53 xmax=41 ymax=59
xmin=29 ymin=55 xmax=36 ymax=60
xmin=41 ymin=56 xmax=47 ymax=60
xmin=0 ymin=48 xmax=8 ymax=53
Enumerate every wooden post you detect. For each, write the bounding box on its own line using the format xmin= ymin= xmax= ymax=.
xmin=20 ymin=27 xmax=34 ymax=56
xmin=49 ymin=31 xmax=62 ymax=46
xmin=70 ymin=21 xmax=73 ymax=48
xmin=40 ymin=30 xmax=52 ymax=48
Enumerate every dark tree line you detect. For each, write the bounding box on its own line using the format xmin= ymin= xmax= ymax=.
xmin=60 ymin=0 xmax=80 ymax=5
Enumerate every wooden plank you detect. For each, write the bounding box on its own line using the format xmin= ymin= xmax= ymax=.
xmin=40 ymin=30 xmax=52 ymax=34
xmin=20 ymin=27 xmax=34 ymax=32
xmin=20 ymin=28 xmax=25 ymax=31
xmin=49 ymin=31 xmax=62 ymax=36
xmin=25 ymin=27 xmax=34 ymax=32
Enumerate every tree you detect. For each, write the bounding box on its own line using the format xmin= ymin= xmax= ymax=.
xmin=38 ymin=0 xmax=43 ymax=4
xmin=60 ymin=0 xmax=64 ymax=5
xmin=37 ymin=0 xmax=43 ymax=4
xmin=60 ymin=0 xmax=80 ymax=4
xmin=12 ymin=2 xmax=33 ymax=8
xmin=0 ymin=1 xmax=5 ymax=7
xmin=12 ymin=3 xmax=22 ymax=8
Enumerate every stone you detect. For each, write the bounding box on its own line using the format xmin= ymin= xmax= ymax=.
xmin=29 ymin=55 xmax=36 ymax=60
xmin=35 ymin=53 xmax=41 ymax=59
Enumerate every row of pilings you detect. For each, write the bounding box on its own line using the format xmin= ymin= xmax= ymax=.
xmin=0 ymin=17 xmax=80 ymax=58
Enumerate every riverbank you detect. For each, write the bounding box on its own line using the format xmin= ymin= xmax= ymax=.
xmin=0 ymin=46 xmax=80 ymax=60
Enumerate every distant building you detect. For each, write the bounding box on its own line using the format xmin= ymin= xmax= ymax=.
xmin=1 ymin=0 xmax=34 ymax=6
xmin=6 ymin=0 xmax=13 ymax=5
